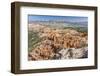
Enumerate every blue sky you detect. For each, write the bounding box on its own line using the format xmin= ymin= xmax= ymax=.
xmin=28 ymin=15 xmax=88 ymax=23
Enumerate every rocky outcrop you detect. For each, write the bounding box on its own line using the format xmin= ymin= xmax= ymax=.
xmin=56 ymin=47 xmax=88 ymax=59
xmin=28 ymin=40 xmax=55 ymax=60
xmin=28 ymin=25 xmax=88 ymax=61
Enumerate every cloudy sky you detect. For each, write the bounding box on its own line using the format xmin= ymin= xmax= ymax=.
xmin=28 ymin=15 xmax=88 ymax=23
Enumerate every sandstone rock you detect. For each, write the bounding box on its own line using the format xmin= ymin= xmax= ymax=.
xmin=29 ymin=43 xmax=55 ymax=60
xmin=29 ymin=27 xmax=88 ymax=60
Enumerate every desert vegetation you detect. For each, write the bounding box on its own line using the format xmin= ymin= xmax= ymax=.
xmin=28 ymin=21 xmax=88 ymax=61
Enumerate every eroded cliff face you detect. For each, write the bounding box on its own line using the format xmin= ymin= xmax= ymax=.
xmin=28 ymin=24 xmax=88 ymax=61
